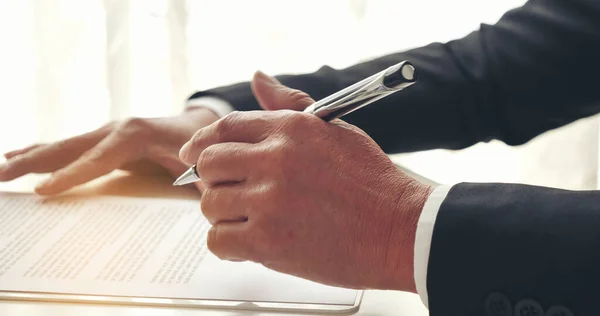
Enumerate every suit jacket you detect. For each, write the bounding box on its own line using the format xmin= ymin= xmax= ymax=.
xmin=190 ymin=0 xmax=600 ymax=314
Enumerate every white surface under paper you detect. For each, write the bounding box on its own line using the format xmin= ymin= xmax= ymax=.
xmin=0 ymin=192 xmax=358 ymax=305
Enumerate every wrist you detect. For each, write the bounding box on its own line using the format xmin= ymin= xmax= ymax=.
xmin=381 ymin=178 xmax=433 ymax=292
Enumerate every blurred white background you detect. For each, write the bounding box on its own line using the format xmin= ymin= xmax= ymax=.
xmin=0 ymin=0 xmax=596 ymax=189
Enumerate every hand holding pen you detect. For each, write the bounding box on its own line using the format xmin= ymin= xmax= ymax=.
xmin=174 ymin=61 xmax=416 ymax=185
xmin=176 ymin=65 xmax=432 ymax=292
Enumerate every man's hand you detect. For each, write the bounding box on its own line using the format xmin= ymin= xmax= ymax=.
xmin=0 ymin=108 xmax=220 ymax=195
xmin=179 ymin=73 xmax=433 ymax=292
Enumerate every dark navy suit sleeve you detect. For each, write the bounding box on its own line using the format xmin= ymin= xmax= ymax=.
xmin=189 ymin=0 xmax=600 ymax=154
xmin=428 ymin=183 xmax=600 ymax=315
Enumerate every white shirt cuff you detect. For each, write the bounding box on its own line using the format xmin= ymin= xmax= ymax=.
xmin=187 ymin=96 xmax=234 ymax=118
xmin=414 ymin=185 xmax=452 ymax=309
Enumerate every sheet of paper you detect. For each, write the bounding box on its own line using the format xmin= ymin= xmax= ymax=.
xmin=0 ymin=192 xmax=357 ymax=305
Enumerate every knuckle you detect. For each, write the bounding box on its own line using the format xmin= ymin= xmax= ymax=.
xmin=53 ymin=140 xmax=70 ymax=151
xmin=254 ymin=144 xmax=273 ymax=164
xmin=332 ymin=119 xmax=365 ymax=134
xmin=282 ymin=112 xmax=316 ymax=132
xmin=272 ymin=142 xmax=290 ymax=163
xmin=122 ymin=117 xmax=148 ymax=128
xmin=189 ymin=129 xmax=204 ymax=147
xmin=264 ymin=138 xmax=293 ymax=167
xmin=214 ymin=111 xmax=241 ymax=138
xmin=101 ymin=121 xmax=118 ymax=131
xmin=119 ymin=117 xmax=153 ymax=136
xmin=196 ymin=144 xmax=219 ymax=172
xmin=81 ymin=149 xmax=106 ymax=163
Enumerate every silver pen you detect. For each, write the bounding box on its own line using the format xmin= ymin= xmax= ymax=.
xmin=173 ymin=60 xmax=417 ymax=186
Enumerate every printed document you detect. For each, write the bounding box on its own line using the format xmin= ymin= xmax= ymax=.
xmin=0 ymin=193 xmax=357 ymax=304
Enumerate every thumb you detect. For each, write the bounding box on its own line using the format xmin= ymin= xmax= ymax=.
xmin=251 ymin=71 xmax=315 ymax=111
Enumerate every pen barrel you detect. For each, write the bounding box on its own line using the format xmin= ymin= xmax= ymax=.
xmin=304 ymin=61 xmax=417 ymax=121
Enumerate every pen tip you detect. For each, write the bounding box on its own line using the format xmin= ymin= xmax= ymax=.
xmin=173 ymin=166 xmax=201 ymax=186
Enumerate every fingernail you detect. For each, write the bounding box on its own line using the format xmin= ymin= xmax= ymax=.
xmin=255 ymin=70 xmax=280 ymax=86
xmin=179 ymin=141 xmax=191 ymax=161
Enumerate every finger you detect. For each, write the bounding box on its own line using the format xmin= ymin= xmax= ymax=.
xmin=34 ymin=132 xmax=132 ymax=195
xmin=179 ymin=77 xmax=317 ymax=165
xmin=252 ymin=71 xmax=315 ymax=111
xmin=179 ymin=111 xmax=273 ymax=164
xmin=196 ymin=142 xmax=256 ymax=186
xmin=207 ymin=222 xmax=254 ymax=261
xmin=119 ymin=160 xmax=171 ymax=176
xmin=201 ymin=184 xmax=248 ymax=225
xmin=0 ymin=124 xmax=112 ymax=182
xmin=4 ymin=144 xmax=43 ymax=160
